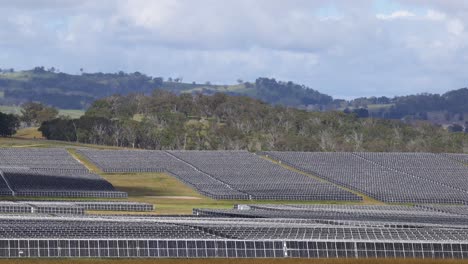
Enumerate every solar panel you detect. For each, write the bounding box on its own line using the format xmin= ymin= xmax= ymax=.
xmin=0 ymin=213 xmax=465 ymax=259
xmin=78 ymin=149 xmax=360 ymax=201
xmin=265 ymin=151 xmax=468 ymax=204
xmin=0 ymin=148 xmax=126 ymax=198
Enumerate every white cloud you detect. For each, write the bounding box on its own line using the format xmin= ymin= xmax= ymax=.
xmin=447 ymin=19 xmax=464 ymax=35
xmin=376 ymin=10 xmax=416 ymax=20
xmin=426 ymin=9 xmax=446 ymax=20
xmin=0 ymin=0 xmax=467 ymax=98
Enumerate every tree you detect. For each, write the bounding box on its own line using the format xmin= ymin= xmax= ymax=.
xmin=39 ymin=118 xmax=76 ymax=141
xmin=0 ymin=112 xmax=19 ymax=137
xmin=352 ymin=108 xmax=369 ymax=118
xmin=448 ymin=124 xmax=464 ymax=133
xmin=153 ymin=77 xmax=163 ymax=86
xmin=33 ymin=66 xmax=46 ymax=73
xmin=38 ymin=91 xmax=468 ymax=153
xmin=21 ymin=102 xmax=59 ymax=126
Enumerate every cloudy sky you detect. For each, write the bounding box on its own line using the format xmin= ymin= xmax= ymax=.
xmin=1 ymin=0 xmax=467 ymax=98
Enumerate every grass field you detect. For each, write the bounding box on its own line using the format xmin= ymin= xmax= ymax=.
xmin=0 ymin=258 xmax=466 ymax=264
xmin=0 ymin=131 xmax=121 ymax=149
xmin=0 ymin=105 xmax=85 ymax=118
xmin=13 ymin=127 xmax=44 ymax=139
xmin=182 ymin=83 xmax=254 ymax=96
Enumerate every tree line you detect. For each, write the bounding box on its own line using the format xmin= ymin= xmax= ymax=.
xmin=38 ymin=90 xmax=467 ymax=152
xmin=348 ymin=88 xmax=468 ymax=120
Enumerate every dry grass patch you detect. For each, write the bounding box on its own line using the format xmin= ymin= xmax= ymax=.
xmin=14 ymin=127 xmax=44 ymax=139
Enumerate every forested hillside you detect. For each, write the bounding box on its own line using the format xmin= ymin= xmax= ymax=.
xmin=39 ymin=91 xmax=467 ymax=153
xmin=1 ymin=68 xmax=467 ymax=128
xmin=0 ymin=68 xmax=332 ymax=109
xmin=348 ymin=88 xmax=468 ymax=126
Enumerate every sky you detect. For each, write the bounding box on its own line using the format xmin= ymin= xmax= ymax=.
xmin=0 ymin=0 xmax=467 ymax=99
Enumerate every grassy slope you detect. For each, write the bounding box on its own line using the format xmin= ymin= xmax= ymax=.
xmin=181 ymin=83 xmax=254 ymax=95
xmin=0 ymin=258 xmax=467 ymax=264
xmin=0 ymin=105 xmax=85 ymax=119
xmin=13 ymin=127 xmax=44 ymax=139
xmin=4 ymin=127 xmax=121 ymax=149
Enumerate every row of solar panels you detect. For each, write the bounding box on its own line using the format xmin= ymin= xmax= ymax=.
xmin=0 ymin=201 xmax=154 ymax=215
xmin=0 ymin=148 xmax=125 ymax=198
xmin=78 ymin=149 xmax=360 ymax=201
xmin=0 ymin=208 xmax=467 ymax=259
xmin=78 ymin=149 xmax=468 ymax=203
xmin=1 ymin=148 xmax=467 ymax=203
xmin=0 ymin=239 xmax=466 ymax=259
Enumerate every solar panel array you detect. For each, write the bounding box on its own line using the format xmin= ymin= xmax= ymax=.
xmin=0 ymin=201 xmax=154 ymax=214
xmin=78 ymin=149 xmax=360 ymax=201
xmin=194 ymin=204 xmax=468 ymax=226
xmin=0 ymin=202 xmax=31 ymax=214
xmin=416 ymin=204 xmax=468 ymax=216
xmin=169 ymin=151 xmax=360 ymax=201
xmin=0 ymin=148 xmax=126 ymax=198
xmin=265 ymin=152 xmax=468 ymax=204
xmin=77 ymin=149 xmax=248 ymax=199
xmin=355 ymin=152 xmax=468 ymax=193
xmin=71 ymin=202 xmax=154 ymax=212
xmin=443 ymin=153 xmax=468 ymax=165
xmin=0 ymin=148 xmax=87 ymax=171
xmin=28 ymin=202 xmax=85 ymax=215
xmin=0 ymin=210 xmax=466 ymax=259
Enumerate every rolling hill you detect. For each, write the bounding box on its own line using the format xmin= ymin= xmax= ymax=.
xmin=0 ymin=67 xmax=332 ymax=110
xmin=1 ymin=67 xmax=467 ymax=128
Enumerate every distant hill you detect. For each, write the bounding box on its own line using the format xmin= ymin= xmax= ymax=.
xmin=0 ymin=67 xmax=467 ymax=129
xmin=347 ymin=88 xmax=468 ymax=127
xmin=0 ymin=67 xmax=332 ymax=110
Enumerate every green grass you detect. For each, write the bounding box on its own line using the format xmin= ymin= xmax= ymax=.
xmin=182 ymin=83 xmax=253 ymax=95
xmin=0 ymin=105 xmax=85 ymax=118
xmin=0 ymin=137 xmax=117 ymax=149
xmin=367 ymin=104 xmax=394 ymax=110
xmin=0 ymin=105 xmax=22 ymax=115
xmin=58 ymin=109 xmax=85 ymax=119
xmin=132 ymin=114 xmax=144 ymax=122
